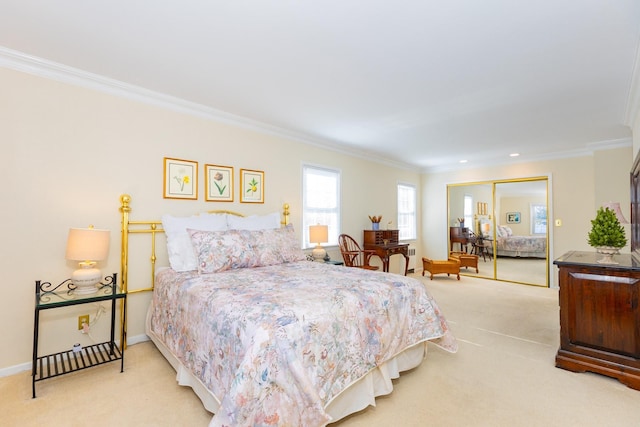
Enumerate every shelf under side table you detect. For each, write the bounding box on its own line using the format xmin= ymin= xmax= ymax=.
xmin=34 ymin=341 xmax=122 ymax=382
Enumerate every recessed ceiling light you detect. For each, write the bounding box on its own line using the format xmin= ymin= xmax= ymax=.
xmin=459 ymin=159 xmax=468 ymax=163
xmin=510 ymin=153 xmax=520 ymax=157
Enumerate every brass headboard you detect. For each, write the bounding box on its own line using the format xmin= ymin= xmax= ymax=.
xmin=118 ymin=194 xmax=291 ymax=345
xmin=119 ymin=194 xmax=291 ymax=294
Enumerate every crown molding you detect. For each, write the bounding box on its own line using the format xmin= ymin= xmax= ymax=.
xmin=0 ymin=46 xmax=419 ymax=173
xmin=586 ymin=137 xmax=633 ymax=151
xmin=4 ymin=46 xmax=626 ymax=176
xmin=423 ymin=138 xmax=632 ymax=174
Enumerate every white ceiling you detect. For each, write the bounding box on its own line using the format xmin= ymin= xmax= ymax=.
xmin=2 ymin=1 xmax=640 ymax=172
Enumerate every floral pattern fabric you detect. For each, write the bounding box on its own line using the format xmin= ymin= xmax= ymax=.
xmin=150 ymin=261 xmax=457 ymax=427
xmin=188 ymin=227 xmax=306 ymax=273
xmin=495 ymin=235 xmax=547 ymax=257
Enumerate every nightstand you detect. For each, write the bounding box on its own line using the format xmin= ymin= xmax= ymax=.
xmin=32 ymin=273 xmax=125 ymax=398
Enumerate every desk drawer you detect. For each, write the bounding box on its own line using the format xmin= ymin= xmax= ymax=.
xmin=387 ymin=246 xmax=407 ymax=255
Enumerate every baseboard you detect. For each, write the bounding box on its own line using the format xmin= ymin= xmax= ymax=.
xmin=0 ymin=361 xmax=31 ymax=378
xmin=127 ymin=333 xmax=150 ymax=346
xmin=0 ymin=333 xmax=150 ymax=378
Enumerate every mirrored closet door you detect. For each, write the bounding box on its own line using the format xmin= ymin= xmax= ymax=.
xmin=447 ymin=177 xmax=549 ymax=287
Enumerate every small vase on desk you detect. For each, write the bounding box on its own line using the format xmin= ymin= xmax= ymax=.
xmin=372 ymin=222 xmax=380 ymax=230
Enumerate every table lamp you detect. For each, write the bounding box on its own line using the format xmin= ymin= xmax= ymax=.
xmin=602 ymin=202 xmax=629 ymax=224
xmin=309 ymin=224 xmax=328 ymax=262
xmin=65 ymin=226 xmax=110 ymax=295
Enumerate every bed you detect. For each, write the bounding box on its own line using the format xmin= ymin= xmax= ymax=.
xmin=119 ymin=195 xmax=457 ymax=426
xmin=489 ymin=225 xmax=547 ymax=258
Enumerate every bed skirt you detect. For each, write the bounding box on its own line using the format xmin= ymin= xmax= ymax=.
xmin=145 ymin=303 xmax=427 ymax=425
xmin=489 ymin=248 xmax=546 ymax=258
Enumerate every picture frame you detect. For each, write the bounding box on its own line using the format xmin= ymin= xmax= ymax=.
xmin=506 ymin=212 xmax=521 ymax=224
xmin=163 ymin=157 xmax=198 ymax=200
xmin=205 ymin=164 xmax=234 ymax=202
xmin=240 ymin=169 xmax=264 ymax=203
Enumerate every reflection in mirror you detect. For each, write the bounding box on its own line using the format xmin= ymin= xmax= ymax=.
xmin=494 ymin=180 xmax=548 ymax=286
xmin=447 ymin=178 xmax=549 ymax=287
xmin=448 ymin=182 xmax=494 ymax=279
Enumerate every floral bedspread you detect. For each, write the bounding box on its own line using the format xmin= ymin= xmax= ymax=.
xmin=496 ymin=235 xmax=546 ymax=256
xmin=150 ymin=261 xmax=457 ymax=427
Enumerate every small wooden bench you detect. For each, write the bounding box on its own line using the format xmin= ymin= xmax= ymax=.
xmin=449 ymin=251 xmax=479 ymax=273
xmin=422 ymin=257 xmax=460 ymax=280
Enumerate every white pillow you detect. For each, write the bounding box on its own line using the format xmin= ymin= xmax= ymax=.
xmin=162 ymin=213 xmax=228 ymax=271
xmin=227 ymin=212 xmax=280 ymax=230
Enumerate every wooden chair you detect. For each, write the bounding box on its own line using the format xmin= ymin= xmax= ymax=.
xmin=338 ymin=234 xmax=379 ymax=270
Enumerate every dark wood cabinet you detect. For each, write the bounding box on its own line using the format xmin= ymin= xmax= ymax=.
xmin=364 ymin=229 xmax=399 ymax=246
xmin=554 ymin=251 xmax=640 ymax=390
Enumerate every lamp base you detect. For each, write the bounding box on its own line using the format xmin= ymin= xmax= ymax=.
xmin=71 ymin=266 xmax=101 ymax=295
xmin=312 ymin=246 xmax=327 ymax=262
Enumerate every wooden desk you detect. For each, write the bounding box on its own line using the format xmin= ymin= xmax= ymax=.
xmin=450 ymin=227 xmax=469 ymax=252
xmin=363 ymin=230 xmax=409 ymax=275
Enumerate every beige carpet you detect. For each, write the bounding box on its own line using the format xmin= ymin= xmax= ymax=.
xmin=465 ymin=256 xmax=548 ymax=286
xmin=3 ymin=274 xmax=640 ymax=426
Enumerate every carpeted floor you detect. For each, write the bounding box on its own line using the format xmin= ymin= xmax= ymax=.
xmin=2 ymin=274 xmax=639 ymax=426
xmin=464 ymin=256 xmax=548 ymax=286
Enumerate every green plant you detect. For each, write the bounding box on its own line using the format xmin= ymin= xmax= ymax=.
xmin=246 ymin=178 xmax=259 ymax=194
xmin=587 ymin=207 xmax=627 ymax=248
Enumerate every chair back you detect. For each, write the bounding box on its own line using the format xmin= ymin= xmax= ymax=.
xmin=338 ymin=234 xmax=378 ymax=270
xmin=339 ymin=234 xmax=361 ymax=267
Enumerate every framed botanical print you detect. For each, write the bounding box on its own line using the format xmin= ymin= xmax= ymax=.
xmin=205 ymin=164 xmax=233 ymax=202
xmin=506 ymin=212 xmax=521 ymax=224
xmin=240 ymin=169 xmax=264 ymax=203
xmin=163 ymin=157 xmax=197 ymax=200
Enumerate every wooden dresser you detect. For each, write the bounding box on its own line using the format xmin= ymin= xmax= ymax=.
xmin=553 ymin=251 xmax=640 ymax=390
xmin=363 ymin=230 xmax=409 ymax=275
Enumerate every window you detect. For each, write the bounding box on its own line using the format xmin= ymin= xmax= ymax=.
xmin=531 ymin=203 xmax=547 ymax=235
xmin=397 ymin=183 xmax=417 ymax=240
xmin=302 ymin=165 xmax=341 ymax=247
xmin=464 ymin=195 xmax=474 ymax=232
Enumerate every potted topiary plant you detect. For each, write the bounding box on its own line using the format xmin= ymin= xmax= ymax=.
xmin=587 ymin=207 xmax=627 ymax=264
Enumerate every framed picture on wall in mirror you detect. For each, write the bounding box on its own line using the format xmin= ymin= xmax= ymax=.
xmin=506 ymin=212 xmax=521 ymax=224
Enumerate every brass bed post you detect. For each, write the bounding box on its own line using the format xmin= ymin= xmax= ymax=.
xmin=282 ymin=203 xmax=290 ymax=226
xmin=119 ymin=194 xmax=131 ymax=350
xmin=118 ymin=194 xmax=165 ymax=350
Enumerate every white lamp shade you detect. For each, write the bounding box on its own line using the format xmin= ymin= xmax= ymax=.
xmin=602 ymin=202 xmax=629 ymax=224
xmin=65 ymin=227 xmax=110 ymax=261
xmin=309 ymin=224 xmax=328 ymax=262
xmin=309 ymin=225 xmax=328 ymax=244
xmin=66 ymin=227 xmax=110 ymax=294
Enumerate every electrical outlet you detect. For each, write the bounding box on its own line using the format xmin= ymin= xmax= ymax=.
xmin=78 ymin=314 xmax=89 ymax=330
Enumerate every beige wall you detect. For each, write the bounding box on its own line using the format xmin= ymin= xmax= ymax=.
xmin=422 ymin=146 xmax=633 ymax=289
xmin=1 ymin=68 xmax=420 ymax=372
